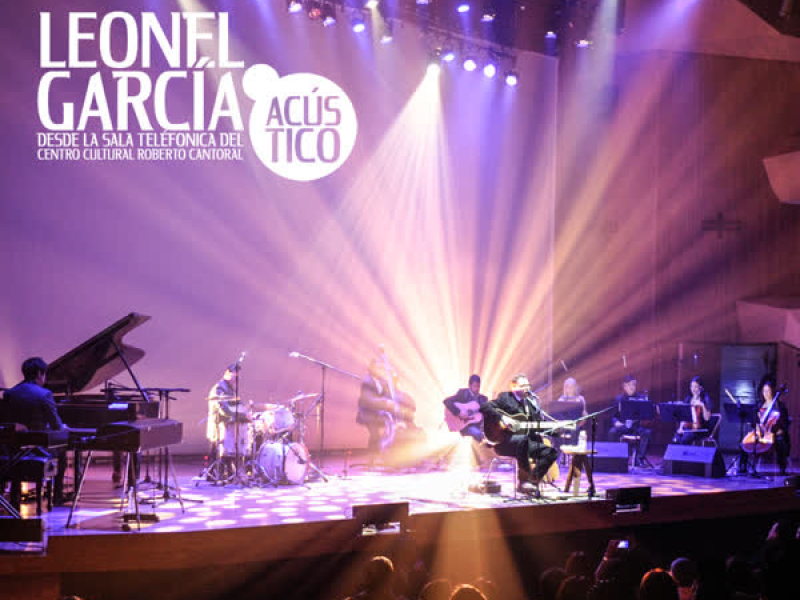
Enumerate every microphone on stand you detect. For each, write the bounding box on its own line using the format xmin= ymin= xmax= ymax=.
xmin=622 ymin=354 xmax=627 ymax=369
xmin=560 ymin=359 xmax=569 ymax=373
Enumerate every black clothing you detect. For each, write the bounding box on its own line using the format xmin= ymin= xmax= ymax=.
xmin=673 ymin=393 xmax=713 ymax=445
xmin=609 ymin=392 xmax=652 ymax=461
xmin=740 ymin=397 xmax=791 ymax=475
xmin=1 ymin=381 xmax=64 ymax=431
xmin=480 ymin=391 xmax=559 ymax=480
xmin=357 ymin=375 xmax=417 ymax=453
xmin=443 ymin=388 xmax=488 ymax=442
xmin=1 ymin=381 xmax=67 ymax=501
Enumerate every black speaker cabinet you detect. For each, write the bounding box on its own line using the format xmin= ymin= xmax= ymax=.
xmin=662 ymin=444 xmax=725 ymax=478
xmin=590 ymin=442 xmax=629 ymax=473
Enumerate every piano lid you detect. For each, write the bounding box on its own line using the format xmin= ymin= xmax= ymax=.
xmin=46 ymin=313 xmax=151 ymax=395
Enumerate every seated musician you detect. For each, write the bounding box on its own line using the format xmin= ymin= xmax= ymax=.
xmin=443 ymin=374 xmax=488 ymax=442
xmin=206 ymin=365 xmax=249 ymax=461
xmin=740 ymin=376 xmax=791 ymax=476
xmin=356 ymin=359 xmax=420 ymax=461
xmin=480 ymin=374 xmax=559 ymax=495
xmin=551 ymin=377 xmax=588 ymax=444
xmin=1 ymin=357 xmax=68 ymax=504
xmin=673 ymin=376 xmax=712 ymax=445
xmin=608 ymin=374 xmax=652 ymax=467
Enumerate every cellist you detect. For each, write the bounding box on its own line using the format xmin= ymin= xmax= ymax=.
xmin=740 ymin=376 xmax=791 ymax=476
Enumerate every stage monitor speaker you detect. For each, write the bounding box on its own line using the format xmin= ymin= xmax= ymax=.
xmin=590 ymin=442 xmax=629 ymax=473
xmin=662 ymin=444 xmax=725 ymax=478
xmin=352 ymin=502 xmax=409 ymax=534
xmin=606 ymin=486 xmax=651 ymax=513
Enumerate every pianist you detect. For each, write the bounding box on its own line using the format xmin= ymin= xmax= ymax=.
xmin=1 ymin=357 xmax=68 ymax=504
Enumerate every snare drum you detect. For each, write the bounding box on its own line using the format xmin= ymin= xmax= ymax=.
xmin=257 ymin=441 xmax=309 ymax=484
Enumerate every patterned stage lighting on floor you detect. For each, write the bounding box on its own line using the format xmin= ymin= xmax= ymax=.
xmin=457 ymin=3 xmax=471 ymax=13
xmin=463 ymin=57 xmax=477 ymax=71
xmin=287 ymin=0 xmax=304 ymax=13
xmin=307 ymin=0 xmax=323 ymax=20
xmin=483 ymin=60 xmax=497 ymax=78
xmin=322 ymin=3 xmax=336 ymax=26
xmin=351 ymin=15 xmax=366 ymax=32
xmin=504 ymin=70 xmax=519 ymax=87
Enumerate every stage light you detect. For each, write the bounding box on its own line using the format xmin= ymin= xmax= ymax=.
xmin=307 ymin=0 xmax=323 ymax=20
xmin=481 ymin=0 xmax=496 ymax=22
xmin=322 ymin=4 xmax=336 ymax=26
xmin=463 ymin=57 xmax=477 ymax=71
xmin=287 ymin=0 xmax=304 ymax=13
xmin=457 ymin=3 xmax=470 ymax=13
xmin=352 ymin=16 xmax=366 ymax=32
xmin=427 ymin=49 xmax=442 ymax=75
xmin=576 ymin=39 xmax=591 ymax=48
xmin=545 ymin=30 xmax=557 ymax=39
xmin=504 ymin=71 xmax=519 ymax=87
xmin=364 ymin=0 xmax=379 ymax=8
xmin=416 ymin=0 xmax=431 ymax=4
xmin=483 ymin=61 xmax=497 ymax=78
xmin=441 ymin=48 xmax=456 ymax=62
xmin=380 ymin=22 xmax=394 ymax=44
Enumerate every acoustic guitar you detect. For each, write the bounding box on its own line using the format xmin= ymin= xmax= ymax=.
xmin=444 ymin=400 xmax=483 ymax=432
xmin=484 ymin=409 xmax=576 ymax=446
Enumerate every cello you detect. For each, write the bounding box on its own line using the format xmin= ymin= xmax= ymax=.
xmin=740 ymin=385 xmax=786 ymax=454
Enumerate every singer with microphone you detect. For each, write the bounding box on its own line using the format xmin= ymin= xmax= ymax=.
xmin=480 ymin=374 xmax=559 ymax=496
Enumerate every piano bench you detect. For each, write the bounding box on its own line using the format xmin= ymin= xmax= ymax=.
xmin=1 ymin=455 xmax=57 ymax=516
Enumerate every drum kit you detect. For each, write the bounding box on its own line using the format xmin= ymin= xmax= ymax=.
xmin=201 ymin=391 xmax=325 ymax=486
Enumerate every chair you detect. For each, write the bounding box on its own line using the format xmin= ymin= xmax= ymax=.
xmin=620 ymin=434 xmax=642 ymax=466
xmin=0 ymin=424 xmax=58 ymax=516
xmin=698 ymin=414 xmax=721 ymax=447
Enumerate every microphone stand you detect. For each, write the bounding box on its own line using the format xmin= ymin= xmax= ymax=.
xmin=289 ymin=351 xmax=360 ymax=474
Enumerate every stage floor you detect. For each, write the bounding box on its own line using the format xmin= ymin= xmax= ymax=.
xmin=13 ymin=451 xmax=797 ymax=539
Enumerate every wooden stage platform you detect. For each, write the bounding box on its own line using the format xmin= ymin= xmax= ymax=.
xmin=1 ymin=454 xmax=798 ymax=600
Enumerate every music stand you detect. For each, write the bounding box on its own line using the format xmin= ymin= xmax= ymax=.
xmin=722 ymin=402 xmax=759 ymax=476
xmin=619 ymin=399 xmax=655 ymax=467
xmin=548 ymin=402 xmax=585 ymax=445
xmin=658 ymin=403 xmax=692 ymax=425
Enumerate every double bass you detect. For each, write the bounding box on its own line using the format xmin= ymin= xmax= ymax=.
xmin=740 ymin=385 xmax=786 ymax=454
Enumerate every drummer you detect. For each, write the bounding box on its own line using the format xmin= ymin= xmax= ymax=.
xmin=205 ymin=364 xmax=250 ymax=460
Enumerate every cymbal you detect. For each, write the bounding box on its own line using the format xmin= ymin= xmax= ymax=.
xmin=252 ymin=403 xmax=282 ymax=411
xmin=286 ymin=392 xmax=319 ymax=403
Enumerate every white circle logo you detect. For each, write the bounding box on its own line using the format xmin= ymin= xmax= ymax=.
xmin=243 ymin=64 xmax=358 ymax=181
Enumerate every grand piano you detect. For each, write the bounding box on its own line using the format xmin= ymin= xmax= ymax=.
xmin=47 ymin=312 xmax=183 ymax=452
xmin=43 ymin=313 xmax=187 ymax=527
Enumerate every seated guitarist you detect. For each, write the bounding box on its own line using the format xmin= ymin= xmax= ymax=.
xmin=480 ymin=373 xmax=559 ymax=495
xmin=443 ymin=374 xmax=488 ymax=442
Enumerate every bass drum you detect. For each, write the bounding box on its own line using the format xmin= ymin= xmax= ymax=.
xmin=257 ymin=441 xmax=309 ymax=484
